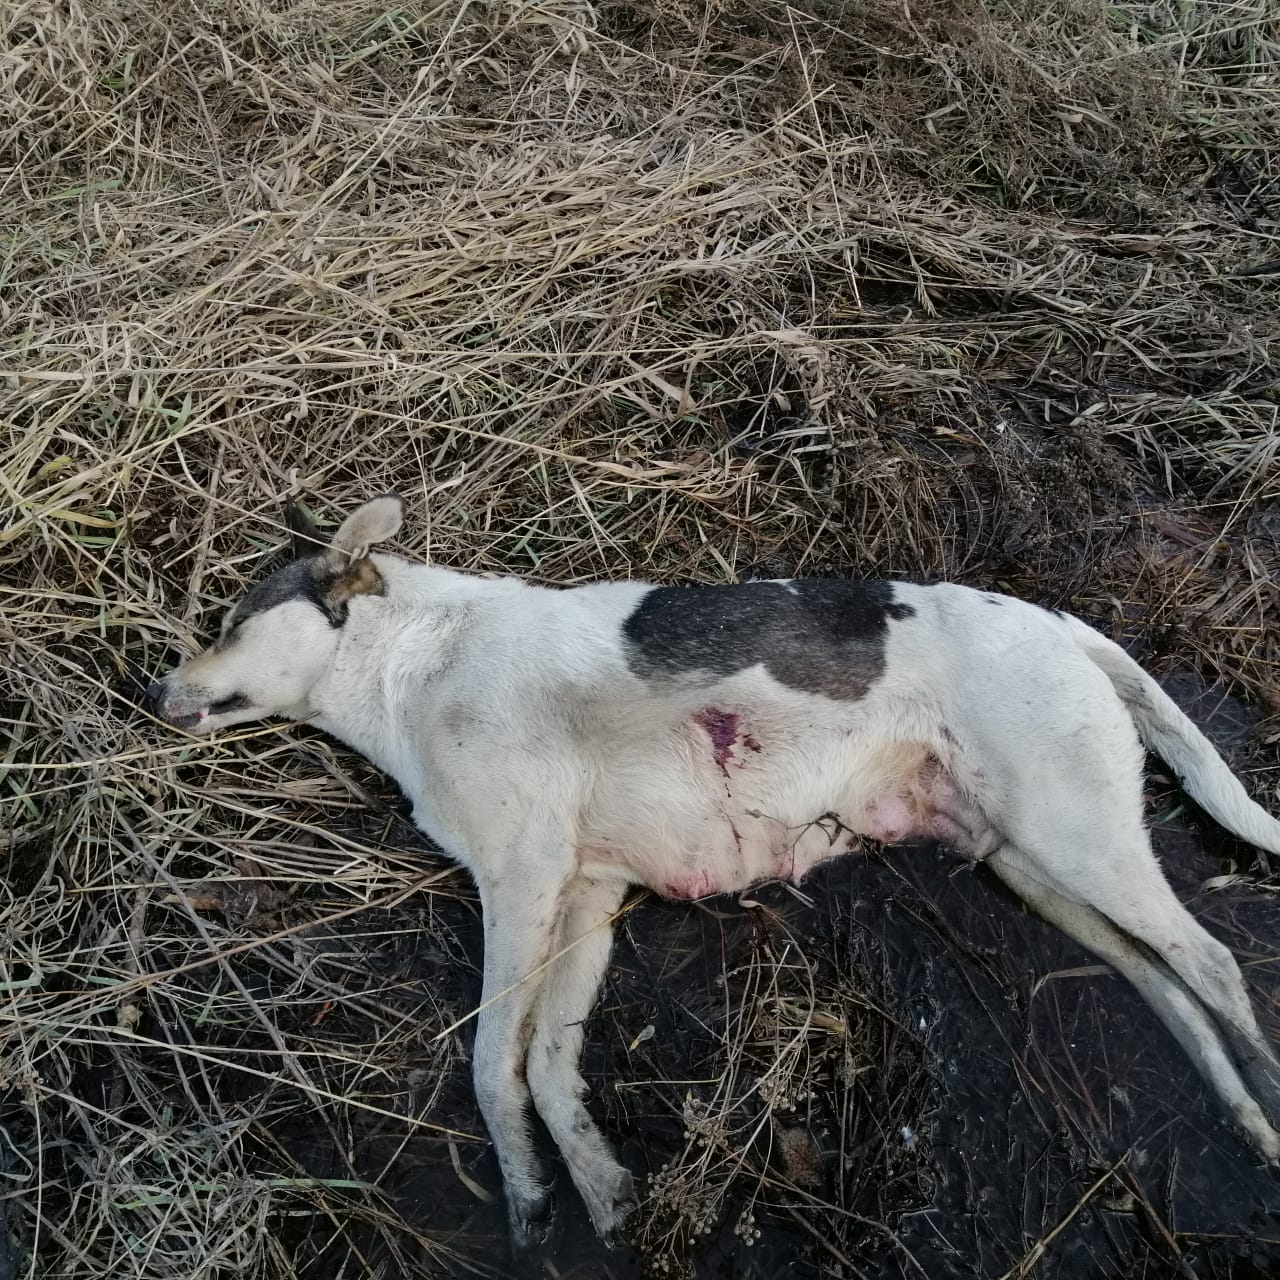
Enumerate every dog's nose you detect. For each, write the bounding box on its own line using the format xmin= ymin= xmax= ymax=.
xmin=144 ymin=680 xmax=166 ymax=711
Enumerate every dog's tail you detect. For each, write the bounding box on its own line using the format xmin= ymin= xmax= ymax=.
xmin=1063 ymin=614 xmax=1280 ymax=855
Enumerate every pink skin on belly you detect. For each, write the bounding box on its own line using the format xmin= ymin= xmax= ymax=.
xmin=663 ymin=869 xmax=719 ymax=900
xmin=860 ymin=766 xmax=988 ymax=853
xmin=861 ymin=794 xmax=916 ymax=844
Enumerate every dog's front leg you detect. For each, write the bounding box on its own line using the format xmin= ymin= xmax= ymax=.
xmin=527 ymin=875 xmax=636 ymax=1244
xmin=472 ymin=850 xmax=576 ymax=1250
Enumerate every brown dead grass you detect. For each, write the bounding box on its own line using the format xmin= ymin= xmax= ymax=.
xmin=2 ymin=0 xmax=1279 ymax=1276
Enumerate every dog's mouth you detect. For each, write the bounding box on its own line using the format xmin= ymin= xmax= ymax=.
xmin=208 ymin=693 xmax=250 ymax=716
xmin=162 ymin=693 xmax=251 ymax=733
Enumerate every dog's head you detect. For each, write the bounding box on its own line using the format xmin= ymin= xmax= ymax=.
xmin=146 ymin=495 xmax=403 ymax=735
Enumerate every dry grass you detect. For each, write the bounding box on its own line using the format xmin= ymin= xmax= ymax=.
xmin=3 ymin=0 xmax=1279 ymax=1276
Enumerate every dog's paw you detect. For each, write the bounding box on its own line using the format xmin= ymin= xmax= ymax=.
xmin=582 ymin=1164 xmax=637 ymax=1247
xmin=508 ymin=1184 xmax=556 ymax=1255
xmin=1256 ymin=1124 xmax=1280 ymax=1165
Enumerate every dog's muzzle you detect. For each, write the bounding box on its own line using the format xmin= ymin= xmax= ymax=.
xmin=144 ymin=678 xmax=201 ymax=730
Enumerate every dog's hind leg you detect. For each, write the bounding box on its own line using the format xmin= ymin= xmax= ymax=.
xmin=1069 ymin=849 xmax=1280 ymax=1139
xmin=526 ymin=876 xmax=636 ymax=1243
xmin=964 ymin=648 xmax=1280 ymax=1150
xmin=990 ymin=845 xmax=1280 ymax=1157
xmin=993 ymin=727 xmax=1280 ymax=1144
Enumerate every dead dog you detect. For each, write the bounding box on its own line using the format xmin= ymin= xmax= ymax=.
xmin=148 ymin=494 xmax=1280 ymax=1248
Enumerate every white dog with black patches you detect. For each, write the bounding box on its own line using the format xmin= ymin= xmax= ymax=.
xmin=149 ymin=495 xmax=1280 ymax=1248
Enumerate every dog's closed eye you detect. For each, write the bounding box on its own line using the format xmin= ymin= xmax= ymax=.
xmin=209 ymin=694 xmax=250 ymax=715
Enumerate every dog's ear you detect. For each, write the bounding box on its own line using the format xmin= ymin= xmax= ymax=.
xmin=283 ymin=497 xmax=328 ymax=560
xmin=316 ymin=495 xmax=405 ymax=615
xmin=326 ymin=495 xmax=404 ymax=565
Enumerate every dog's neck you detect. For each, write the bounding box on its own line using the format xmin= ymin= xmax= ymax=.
xmin=304 ymin=555 xmax=504 ymax=796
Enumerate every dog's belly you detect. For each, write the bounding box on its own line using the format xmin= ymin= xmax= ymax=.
xmin=578 ymin=703 xmax=990 ymax=899
xmin=634 ymin=807 xmax=864 ymax=900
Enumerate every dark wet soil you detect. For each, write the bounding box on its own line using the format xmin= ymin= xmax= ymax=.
xmin=241 ymin=669 xmax=1280 ymax=1279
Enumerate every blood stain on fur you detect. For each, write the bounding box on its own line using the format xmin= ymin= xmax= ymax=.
xmin=694 ymin=707 xmax=740 ymax=774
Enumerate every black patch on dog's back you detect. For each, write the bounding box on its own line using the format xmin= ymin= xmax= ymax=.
xmin=622 ymin=579 xmax=915 ymax=700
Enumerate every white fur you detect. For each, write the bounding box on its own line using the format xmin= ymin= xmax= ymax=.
xmin=153 ymin=505 xmax=1280 ymax=1246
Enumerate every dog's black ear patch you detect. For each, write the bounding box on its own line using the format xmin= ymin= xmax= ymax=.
xmin=622 ymin=579 xmax=915 ymax=700
xmin=227 ymin=548 xmax=386 ymax=635
xmin=284 ymin=498 xmax=328 ymax=560
xmin=230 ymin=558 xmax=330 ymax=629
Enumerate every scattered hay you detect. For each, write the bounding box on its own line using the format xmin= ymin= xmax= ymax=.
xmin=3 ymin=0 xmax=1278 ymax=1276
